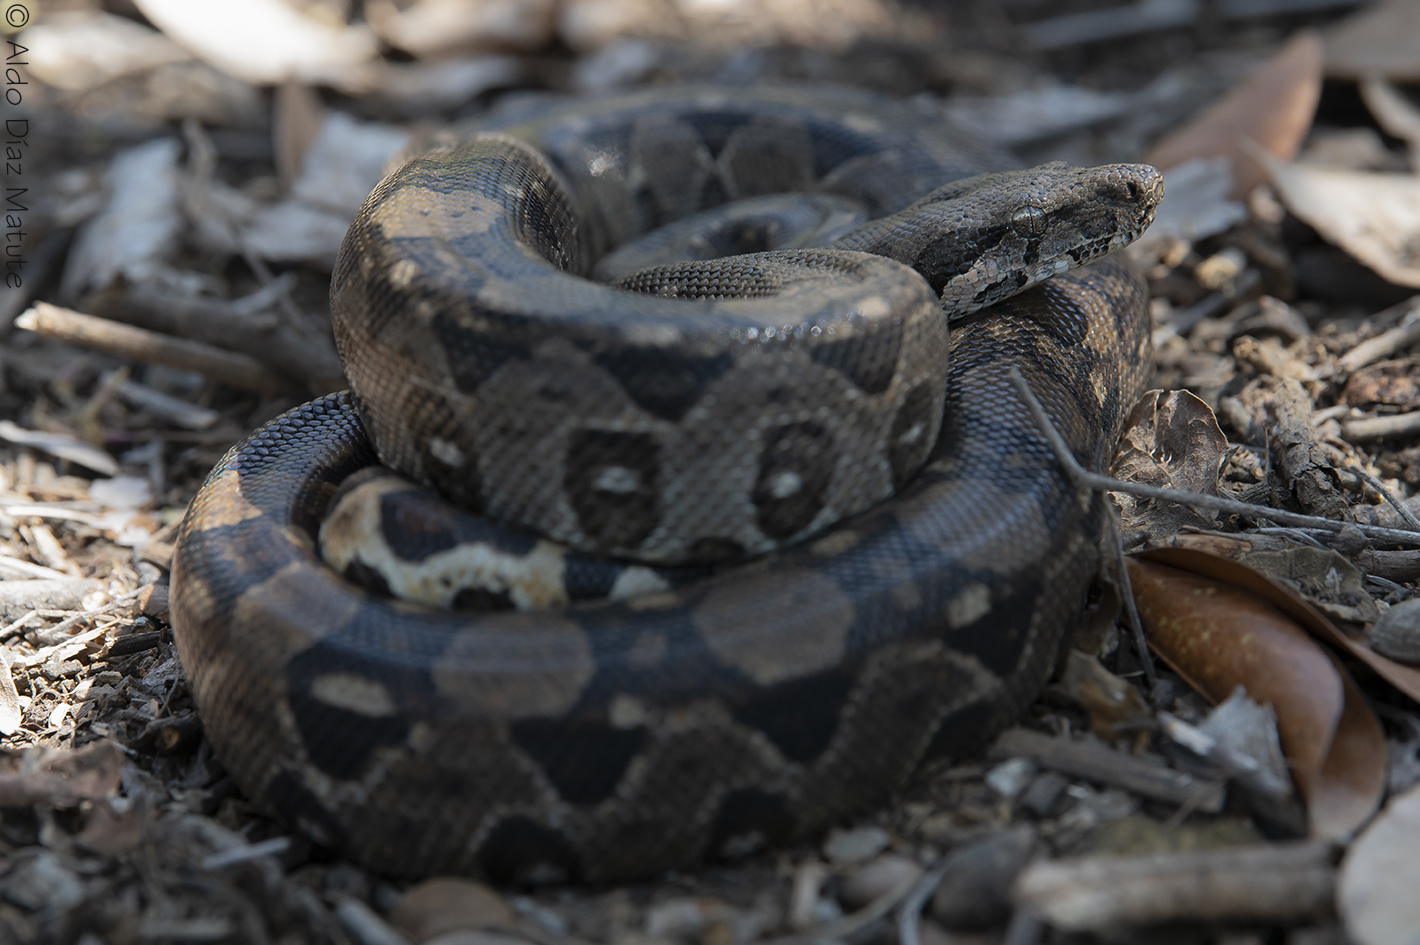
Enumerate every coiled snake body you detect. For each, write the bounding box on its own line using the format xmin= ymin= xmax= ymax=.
xmin=170 ymin=85 xmax=1159 ymax=882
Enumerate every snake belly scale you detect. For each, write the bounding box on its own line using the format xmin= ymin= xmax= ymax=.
xmin=169 ymin=84 xmax=1158 ymax=883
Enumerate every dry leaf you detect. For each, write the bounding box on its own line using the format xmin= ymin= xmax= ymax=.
xmin=1255 ymin=150 xmax=1420 ymax=289
xmin=0 ymin=649 xmax=19 ymax=736
xmin=25 ymin=10 xmax=191 ymax=92
xmin=367 ymin=0 xmax=557 ymax=56
xmin=390 ymin=876 xmax=518 ymax=942
xmin=1127 ymin=558 xmax=1341 ymax=811
xmin=1128 ymin=550 xmax=1385 ymax=839
xmin=1198 ymin=687 xmax=1293 ymax=804
xmin=1338 ymin=782 xmax=1420 ymax=945
xmin=1060 ymin=650 xmax=1150 ymax=745
xmin=1342 ymin=357 xmax=1420 ymax=410
xmin=1145 ymin=31 xmax=1322 ymax=199
xmin=58 ymin=137 xmax=184 ymax=301
xmin=1312 ymin=646 xmax=1389 ymax=841
xmin=1147 ymin=545 xmax=1420 ymax=710
xmin=368 ymin=57 xmax=526 ymax=115
xmin=1326 ymin=0 xmax=1420 ymax=83
xmin=1360 ymin=76 xmax=1420 ymax=174
xmin=76 ymin=794 xmax=148 ymax=857
xmin=274 ymin=81 xmax=327 ymax=190
xmin=0 ymin=740 xmax=124 ymax=807
xmin=1111 ymin=389 xmax=1227 ymax=538
xmin=1240 ymin=547 xmax=1379 ymax=625
xmin=133 ymin=0 xmax=379 ymax=88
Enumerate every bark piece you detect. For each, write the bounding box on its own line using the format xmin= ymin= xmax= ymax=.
xmin=1015 ymin=841 xmax=1335 ymax=930
xmin=17 ymin=302 xmax=291 ymax=396
xmin=990 ymin=728 xmax=1223 ymax=812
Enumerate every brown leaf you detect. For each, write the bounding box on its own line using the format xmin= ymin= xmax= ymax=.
xmin=1145 ymin=545 xmax=1420 ymax=708
xmin=390 ymin=877 xmax=517 ymax=942
xmin=1256 ymin=153 xmax=1420 ymax=290
xmin=1313 ymin=648 xmax=1388 ymax=841
xmin=1128 ymin=550 xmax=1385 ymax=839
xmin=274 ymin=81 xmax=326 ymax=190
xmin=1145 ymin=31 xmax=1322 ymax=199
xmin=1326 ymin=0 xmax=1420 ymax=83
xmin=1060 ymin=650 xmax=1151 ymax=745
xmin=1127 ymin=558 xmax=1339 ymax=806
xmin=1112 ymin=389 xmax=1227 ymax=538
xmin=0 ymin=740 xmax=124 ymax=807
xmin=1240 ymin=547 xmax=1379 ymax=625
xmin=76 ymin=794 xmax=148 ymax=857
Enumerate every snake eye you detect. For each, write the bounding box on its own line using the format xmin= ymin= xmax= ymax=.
xmin=1010 ymin=205 xmax=1046 ymax=238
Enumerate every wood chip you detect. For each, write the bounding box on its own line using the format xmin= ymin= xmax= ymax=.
xmin=1015 ymin=841 xmax=1335 ymax=930
xmin=17 ymin=302 xmax=291 ymax=397
xmin=989 ymin=728 xmax=1224 ymax=812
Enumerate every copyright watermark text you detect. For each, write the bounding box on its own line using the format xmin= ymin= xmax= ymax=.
xmin=3 ymin=3 xmax=26 ymax=290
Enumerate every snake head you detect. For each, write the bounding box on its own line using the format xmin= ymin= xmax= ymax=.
xmin=833 ymin=161 xmax=1164 ymax=319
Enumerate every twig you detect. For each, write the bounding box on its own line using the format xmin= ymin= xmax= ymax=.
xmin=1348 ymin=464 xmax=1420 ymax=531
xmin=1002 ymin=911 xmax=1043 ymax=945
xmin=991 ymin=728 xmax=1224 ymax=811
xmin=1019 ymin=0 xmax=1199 ymax=50
xmin=761 ymin=865 xmax=924 ymax=945
xmin=1014 ymin=841 xmax=1335 ymax=930
xmin=1004 ymin=368 xmax=1420 ymax=547
xmin=114 ymin=377 xmax=221 ymax=430
xmin=1342 ymin=410 xmax=1420 ymax=442
xmin=895 ymin=859 xmax=952 ymax=945
xmin=23 ymin=586 xmax=148 ymax=654
xmin=201 ymin=837 xmax=293 ymax=871
xmin=0 ymin=578 xmax=106 ymax=626
xmin=16 ymin=302 xmax=291 ymax=397
xmin=1152 ymin=269 xmax=1262 ymax=346
xmin=1107 ymin=505 xmax=1156 ymax=701
xmin=0 ymin=420 xmax=119 ymax=476
xmin=1339 ymin=297 xmax=1420 ymax=372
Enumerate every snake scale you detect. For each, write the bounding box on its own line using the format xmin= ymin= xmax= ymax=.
xmin=169 ymin=84 xmax=1159 ymax=883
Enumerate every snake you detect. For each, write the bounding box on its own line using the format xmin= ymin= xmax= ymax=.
xmin=169 ymin=84 xmax=1159 ymax=884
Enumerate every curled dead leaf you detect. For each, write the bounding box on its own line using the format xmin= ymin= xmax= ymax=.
xmin=1127 ymin=549 xmax=1385 ymax=840
xmin=1256 ymin=150 xmax=1420 ymax=290
xmin=1149 ymin=545 xmax=1420 ymax=710
xmin=1111 ymin=389 xmax=1227 ymax=539
xmin=0 ymin=739 xmax=125 ymax=807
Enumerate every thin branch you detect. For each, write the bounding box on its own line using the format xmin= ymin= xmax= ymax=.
xmin=1004 ymin=368 xmax=1420 ymax=547
xmin=1348 ymin=464 xmax=1420 ymax=531
xmin=17 ymin=302 xmax=291 ymax=397
xmin=895 ymin=859 xmax=952 ymax=945
xmin=1107 ymin=504 xmax=1157 ymax=700
xmin=762 ymin=864 xmax=927 ymax=945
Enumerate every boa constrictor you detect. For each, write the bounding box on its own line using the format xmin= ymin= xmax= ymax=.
xmin=169 ymin=84 xmax=1159 ymax=883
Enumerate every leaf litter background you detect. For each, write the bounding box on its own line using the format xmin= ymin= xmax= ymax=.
xmin=9 ymin=1 xmax=1420 ymax=943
